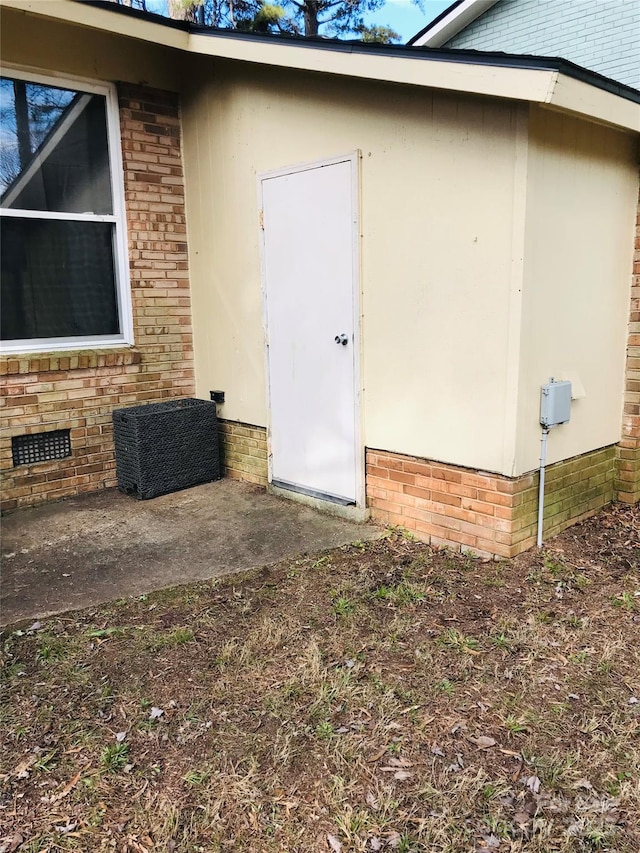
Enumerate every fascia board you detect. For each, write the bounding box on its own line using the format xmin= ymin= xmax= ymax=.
xmin=546 ymin=73 xmax=640 ymax=133
xmin=0 ymin=0 xmax=189 ymax=50
xmin=187 ymin=31 xmax=557 ymax=105
xmin=411 ymin=0 xmax=500 ymax=48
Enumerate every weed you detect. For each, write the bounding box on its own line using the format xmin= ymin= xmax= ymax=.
xmin=387 ymin=739 xmax=402 ymax=756
xmin=569 ymin=650 xmax=589 ymax=665
xmin=332 ymin=596 xmax=355 ymax=617
xmin=1 ymin=660 xmax=26 ymax=680
xmin=489 ymin=632 xmax=512 ymax=650
xmin=87 ymin=627 xmax=125 ymax=639
xmin=437 ymin=628 xmax=480 ymax=653
xmin=483 ymin=577 xmax=506 ymax=588
xmin=583 ymin=825 xmax=614 ymax=849
xmin=605 ymin=770 xmax=632 ymax=796
xmin=501 ymin=714 xmax=529 ymax=735
xmin=35 ymin=637 xmax=67 ymax=664
xmin=372 ymin=582 xmax=427 ymax=605
xmin=33 ymin=749 xmax=58 ymax=772
xmin=148 ymin=627 xmax=194 ymax=650
xmin=184 ymin=767 xmax=212 ymax=785
xmin=612 ymin=591 xmax=634 ymax=610
xmin=370 ymin=674 xmax=388 ymax=693
xmin=434 ymin=678 xmax=454 ymax=695
xmin=315 ymin=721 xmax=335 ymax=739
xmin=544 ymin=556 xmax=566 ymax=577
xmin=100 ymin=742 xmax=129 ymax=772
xmin=397 ymin=835 xmax=419 ymax=853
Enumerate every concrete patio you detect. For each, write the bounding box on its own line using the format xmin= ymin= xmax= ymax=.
xmin=0 ymin=480 xmax=380 ymax=626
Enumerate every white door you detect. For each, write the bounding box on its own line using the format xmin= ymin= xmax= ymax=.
xmin=261 ymin=155 xmax=360 ymax=505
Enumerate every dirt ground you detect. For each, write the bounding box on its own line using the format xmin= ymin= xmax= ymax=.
xmin=1 ymin=502 xmax=639 ymax=852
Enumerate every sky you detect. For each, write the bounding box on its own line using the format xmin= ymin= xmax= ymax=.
xmin=145 ymin=0 xmax=452 ymax=43
xmin=363 ymin=0 xmax=451 ymax=42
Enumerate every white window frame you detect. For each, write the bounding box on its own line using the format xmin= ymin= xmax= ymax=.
xmin=0 ymin=67 xmax=133 ymax=354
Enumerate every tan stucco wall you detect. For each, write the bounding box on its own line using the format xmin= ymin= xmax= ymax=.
xmin=514 ymin=108 xmax=638 ymax=474
xmin=182 ymin=59 xmax=525 ymax=474
xmin=0 ymin=6 xmax=182 ymax=90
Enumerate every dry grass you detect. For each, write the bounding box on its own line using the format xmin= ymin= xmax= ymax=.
xmin=1 ymin=503 xmax=638 ymax=852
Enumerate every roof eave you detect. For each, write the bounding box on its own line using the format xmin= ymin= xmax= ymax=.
xmin=1 ymin=0 xmax=638 ymax=134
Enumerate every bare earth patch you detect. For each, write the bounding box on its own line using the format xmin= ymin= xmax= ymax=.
xmin=1 ymin=502 xmax=638 ymax=852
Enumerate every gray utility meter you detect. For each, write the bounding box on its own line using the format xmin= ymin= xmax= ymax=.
xmin=540 ymin=379 xmax=572 ymax=428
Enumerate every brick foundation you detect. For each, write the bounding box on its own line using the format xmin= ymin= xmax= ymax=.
xmin=615 ymin=174 xmax=640 ymax=503
xmin=366 ymin=445 xmax=616 ymax=558
xmin=218 ymin=420 xmax=268 ymax=486
xmin=0 ymin=84 xmax=195 ymax=512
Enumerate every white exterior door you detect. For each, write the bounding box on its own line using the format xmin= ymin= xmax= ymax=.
xmin=261 ymin=155 xmax=360 ymax=505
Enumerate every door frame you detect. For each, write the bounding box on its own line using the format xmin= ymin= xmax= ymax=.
xmin=258 ymin=151 xmax=364 ymax=508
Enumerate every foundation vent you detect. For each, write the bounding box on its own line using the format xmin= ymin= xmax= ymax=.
xmin=12 ymin=429 xmax=72 ymax=467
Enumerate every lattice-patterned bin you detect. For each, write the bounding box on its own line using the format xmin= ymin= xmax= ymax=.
xmin=113 ymin=398 xmax=221 ymax=499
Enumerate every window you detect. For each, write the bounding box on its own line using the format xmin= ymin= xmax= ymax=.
xmin=0 ymin=70 xmax=132 ymax=353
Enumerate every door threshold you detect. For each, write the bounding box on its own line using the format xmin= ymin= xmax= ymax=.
xmin=268 ymin=482 xmax=370 ymax=523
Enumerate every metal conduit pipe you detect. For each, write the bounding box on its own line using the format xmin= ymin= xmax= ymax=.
xmin=537 ymin=426 xmax=549 ymax=548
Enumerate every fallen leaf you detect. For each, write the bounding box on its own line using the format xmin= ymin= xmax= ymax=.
xmin=149 ymin=707 xmax=164 ymax=720
xmin=12 ymin=754 xmax=37 ymax=779
xmin=367 ymin=746 xmax=387 ymax=763
xmin=393 ymin=770 xmax=413 ymax=781
xmin=326 ymin=833 xmax=342 ymax=852
xmin=513 ymin=810 xmax=531 ymax=825
xmin=473 ymin=736 xmax=497 ymax=750
xmin=0 ymin=832 xmax=23 ymax=853
xmin=525 ymin=775 xmax=541 ymax=794
xmin=386 ymin=831 xmax=402 ymax=848
xmin=365 ymin=792 xmax=378 ymax=811
xmin=51 ymin=770 xmax=82 ymax=803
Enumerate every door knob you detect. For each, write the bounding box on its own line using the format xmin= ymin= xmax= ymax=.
xmin=335 ymin=334 xmax=349 ymax=346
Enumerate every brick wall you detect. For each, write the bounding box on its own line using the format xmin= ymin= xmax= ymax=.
xmin=616 ymin=176 xmax=640 ymax=504
xmin=367 ymin=445 xmax=616 ymax=558
xmin=0 ymin=84 xmax=195 ymax=511
xmin=218 ymin=420 xmax=268 ymax=487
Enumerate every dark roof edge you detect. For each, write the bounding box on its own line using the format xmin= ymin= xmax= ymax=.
xmin=406 ymin=0 xmax=464 ymax=46
xmin=76 ymin=1 xmax=640 ymax=106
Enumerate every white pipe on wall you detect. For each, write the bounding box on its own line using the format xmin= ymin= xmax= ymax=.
xmin=537 ymin=426 xmax=549 ymax=548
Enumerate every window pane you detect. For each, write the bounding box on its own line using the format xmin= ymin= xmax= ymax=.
xmin=1 ymin=218 xmax=120 ymax=340
xmin=0 ymin=78 xmax=113 ymax=214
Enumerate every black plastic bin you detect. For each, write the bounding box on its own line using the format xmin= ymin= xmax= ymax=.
xmin=113 ymin=398 xmax=221 ymax=499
